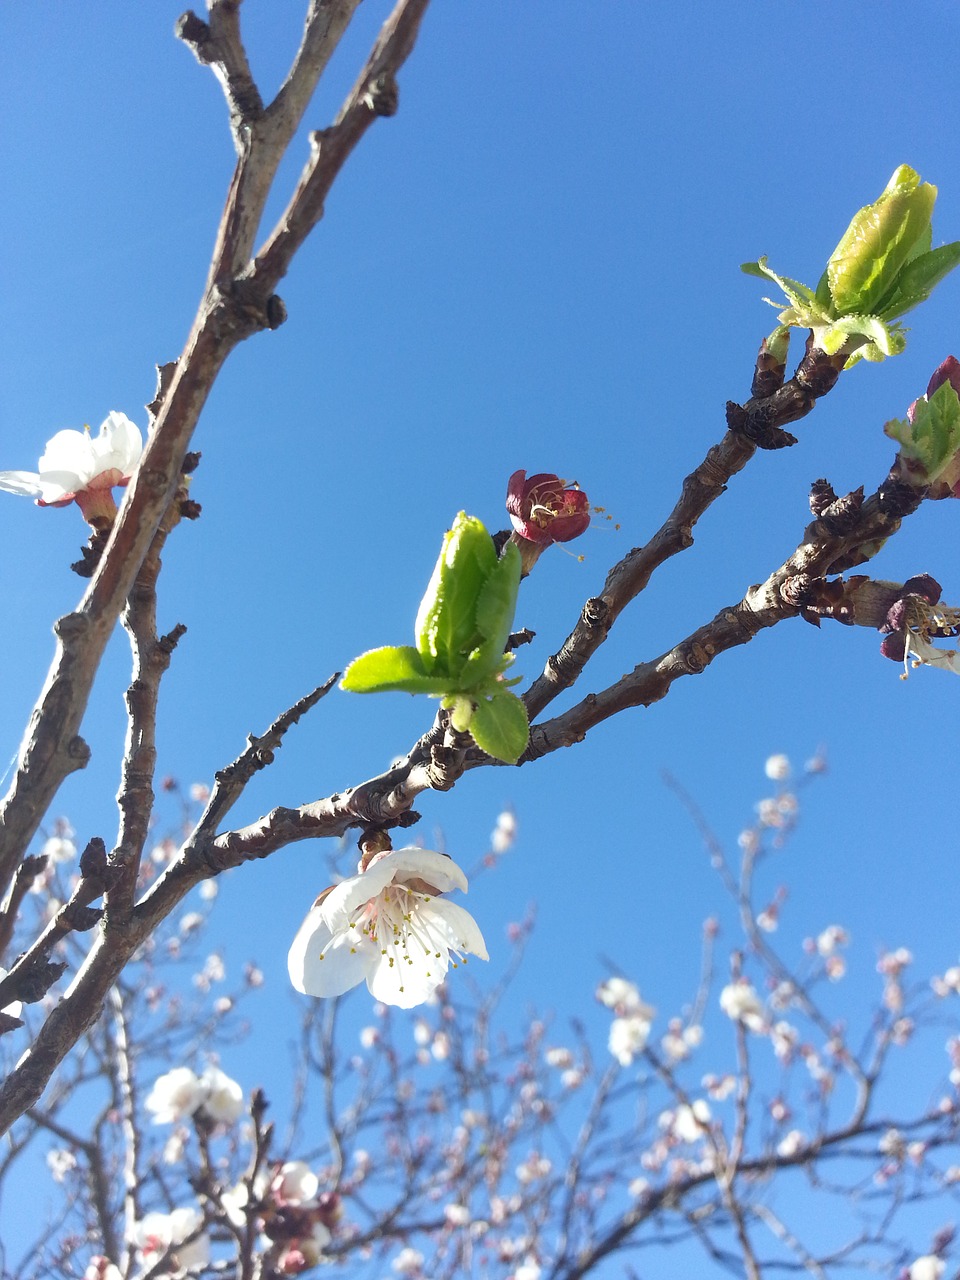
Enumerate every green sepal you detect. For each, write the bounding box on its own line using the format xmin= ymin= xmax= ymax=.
xmin=816 ymin=314 xmax=904 ymax=361
xmin=764 ymin=324 xmax=791 ymax=364
xmin=741 ymin=258 xmax=818 ymax=314
xmin=340 ymin=645 xmax=455 ymax=695
xmin=826 ymin=165 xmax=936 ymax=316
xmin=466 ymin=689 xmax=530 ymax=764
xmin=884 ymin=380 xmax=960 ymax=482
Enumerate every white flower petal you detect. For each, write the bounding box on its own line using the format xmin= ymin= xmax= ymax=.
xmin=0 ymin=469 xmax=44 ymax=497
xmin=38 ymin=430 xmax=96 ymax=486
xmin=367 ymin=939 xmax=450 ymax=1008
xmin=321 ymin=860 xmax=400 ymax=930
xmin=200 ymin=1066 xmax=243 ymax=1124
xmin=386 ymin=847 xmax=469 ymax=894
xmin=91 ymin=411 xmax=142 ymax=474
xmin=419 ymin=896 xmax=489 ymax=961
xmin=289 ymin=907 xmax=375 ymax=997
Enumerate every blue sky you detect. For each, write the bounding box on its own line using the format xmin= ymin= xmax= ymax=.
xmin=2 ymin=1 xmax=960 ymax=1269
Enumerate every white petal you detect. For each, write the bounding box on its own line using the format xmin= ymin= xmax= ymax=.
xmin=288 ymin=906 xmax=371 ymax=997
xmin=367 ymin=945 xmax=449 ymax=1008
xmin=421 ymin=897 xmax=488 ymax=961
xmin=34 ymin=471 xmax=83 ymax=503
xmin=388 ymin=847 xmax=469 ymax=894
xmin=321 ymin=860 xmax=399 ymax=930
xmin=911 ymin=633 xmax=960 ymax=674
xmin=93 ymin=411 xmax=142 ymax=475
xmin=0 ymin=469 xmax=43 ymax=497
xmin=38 ymin=429 xmax=95 ymax=485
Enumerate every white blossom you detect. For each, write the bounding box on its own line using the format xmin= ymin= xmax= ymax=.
xmin=201 ymin=1065 xmax=244 ymax=1124
xmin=130 ymin=1207 xmax=209 ymax=1275
xmin=909 ymin=1257 xmax=945 ymax=1280
xmin=663 ymin=1100 xmax=711 ymax=1143
xmin=491 ymin=809 xmax=517 ymax=853
xmin=764 ymin=753 xmax=790 ymax=781
xmin=777 ymin=1129 xmax=806 ymax=1157
xmin=83 ymin=1260 xmax=122 ymax=1280
xmin=392 ymin=1246 xmax=425 ymax=1274
xmin=46 ymin=1148 xmax=77 ymax=1182
xmin=272 ymin=1160 xmax=319 ymax=1205
xmin=514 ymin=1262 xmax=542 ymax=1280
xmin=145 ymin=1068 xmax=206 ymax=1124
xmin=816 ymin=924 xmax=848 ymax=955
xmin=545 ymin=1046 xmax=573 ymax=1068
xmin=597 ymin=976 xmax=650 ymax=1014
xmin=144 ymin=1065 xmax=243 ymax=1125
xmin=288 ymin=848 xmax=487 ymax=1009
xmin=0 ymin=413 xmax=142 ymax=523
xmin=608 ymin=1013 xmax=653 ymax=1066
xmin=42 ymin=835 xmax=76 ymax=863
xmin=719 ymin=981 xmax=765 ymax=1030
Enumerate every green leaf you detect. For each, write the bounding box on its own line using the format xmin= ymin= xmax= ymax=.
xmin=340 ymin=646 xmax=454 ymax=695
xmin=457 ymin=542 xmax=522 ymax=688
xmin=880 ymin=240 xmax=960 ymax=319
xmin=415 ymin=513 xmax=496 ymax=677
xmin=827 ymin=165 xmax=936 ymax=316
xmin=467 ymin=690 xmax=530 ymax=764
xmin=885 ymin=380 xmax=960 ymax=480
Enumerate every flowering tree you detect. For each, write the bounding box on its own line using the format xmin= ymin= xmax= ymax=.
xmin=7 ymin=765 xmax=960 ymax=1279
xmin=2 ymin=4 xmax=960 ymax=1278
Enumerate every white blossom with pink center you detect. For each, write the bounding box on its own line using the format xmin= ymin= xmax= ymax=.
xmin=130 ymin=1206 xmax=209 ymax=1275
xmin=0 ymin=412 xmax=142 ymax=524
xmin=288 ymin=848 xmax=487 ymax=1009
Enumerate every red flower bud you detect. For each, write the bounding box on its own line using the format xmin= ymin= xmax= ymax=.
xmin=506 ymin=470 xmax=590 ymax=545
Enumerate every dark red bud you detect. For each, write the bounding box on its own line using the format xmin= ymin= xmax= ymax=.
xmin=925 ymin=355 xmax=960 ymax=402
xmin=506 ymin=470 xmax=591 ymax=545
xmin=908 ymin=357 xmax=960 ymax=424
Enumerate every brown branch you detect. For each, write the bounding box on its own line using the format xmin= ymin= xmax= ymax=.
xmin=251 ymin=0 xmax=431 ymax=293
xmin=0 ymin=838 xmax=119 ymax=1018
xmin=522 ymin=477 xmax=922 ymax=758
xmin=109 ymin=486 xmax=191 ymax=920
xmin=0 ymin=678 xmax=337 ymax=1133
xmin=0 ymin=854 xmax=47 ymax=962
xmin=190 ymin=676 xmax=338 ymax=844
xmin=176 ymin=3 xmax=264 ymax=142
xmin=198 ymin=0 xmax=364 ymax=287
xmin=523 ymin=341 xmax=846 ymax=723
xmin=0 ymin=0 xmax=432 ymax=914
xmin=106 ymin=986 xmax=142 ymax=1272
